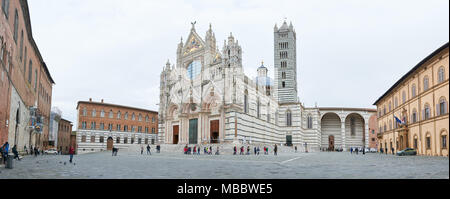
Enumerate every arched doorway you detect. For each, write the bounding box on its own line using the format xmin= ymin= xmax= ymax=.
xmin=345 ymin=113 xmax=365 ymax=148
xmin=321 ymin=112 xmax=342 ymax=149
xmin=329 ymin=135 xmax=335 ymax=151
xmin=106 ymin=137 xmax=113 ymax=150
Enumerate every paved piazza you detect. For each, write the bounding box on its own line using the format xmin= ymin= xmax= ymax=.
xmin=0 ymin=150 xmax=448 ymax=179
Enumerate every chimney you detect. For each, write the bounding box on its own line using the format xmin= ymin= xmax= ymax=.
xmin=101 ymin=99 xmax=104 ymax=103
xmin=89 ymin=98 xmax=92 ymax=102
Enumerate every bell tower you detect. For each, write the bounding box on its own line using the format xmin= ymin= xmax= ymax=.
xmin=274 ymin=20 xmax=298 ymax=103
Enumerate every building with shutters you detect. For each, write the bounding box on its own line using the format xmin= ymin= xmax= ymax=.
xmin=75 ymin=98 xmax=158 ymax=154
xmin=374 ymin=42 xmax=449 ymax=156
xmin=158 ymin=21 xmax=377 ymax=151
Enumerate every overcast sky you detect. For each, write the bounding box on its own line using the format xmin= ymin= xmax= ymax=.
xmin=27 ymin=0 xmax=449 ymax=126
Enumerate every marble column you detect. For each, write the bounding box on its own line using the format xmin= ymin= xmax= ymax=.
xmin=365 ymin=120 xmax=369 ymax=148
xmin=341 ymin=120 xmax=346 ymax=151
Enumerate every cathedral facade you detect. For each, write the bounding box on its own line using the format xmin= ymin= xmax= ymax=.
xmin=158 ymin=21 xmax=375 ymax=151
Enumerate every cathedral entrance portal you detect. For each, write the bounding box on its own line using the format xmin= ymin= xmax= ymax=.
xmin=210 ymin=120 xmax=219 ymax=143
xmin=173 ymin=125 xmax=179 ymax=144
xmin=106 ymin=137 xmax=113 ymax=150
xmin=189 ymin=119 xmax=198 ymax=144
xmin=329 ymin=135 xmax=335 ymax=151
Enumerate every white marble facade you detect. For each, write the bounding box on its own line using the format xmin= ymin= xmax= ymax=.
xmin=158 ymin=21 xmax=375 ymax=151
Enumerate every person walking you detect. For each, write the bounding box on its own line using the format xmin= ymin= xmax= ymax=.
xmin=247 ymin=146 xmax=250 ymax=155
xmin=147 ymin=144 xmax=151 ymax=155
xmin=350 ymin=147 xmax=353 ymax=154
xmin=363 ymin=147 xmax=366 ymax=155
xmin=24 ymin=145 xmax=28 ymax=155
xmin=193 ymin=146 xmax=197 ymax=154
xmin=257 ymin=146 xmax=260 ymax=155
xmin=391 ymin=147 xmax=394 ymax=155
xmin=215 ymin=146 xmax=220 ymax=155
xmin=233 ymin=146 xmax=237 ymax=155
xmin=12 ymin=145 xmax=21 ymax=161
xmin=2 ymin=142 xmax=9 ymax=163
xmin=274 ymin=144 xmax=278 ymax=156
xmin=141 ymin=146 xmax=144 ymax=155
xmin=295 ymin=146 xmax=297 ymax=153
xmin=209 ymin=146 xmax=212 ymax=155
xmin=254 ymin=147 xmax=257 ymax=155
xmin=69 ymin=146 xmax=75 ymax=163
xmin=30 ymin=145 xmax=33 ymax=155
xmin=34 ymin=146 xmax=38 ymax=157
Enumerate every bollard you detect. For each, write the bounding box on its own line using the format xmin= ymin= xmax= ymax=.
xmin=5 ymin=156 xmax=14 ymax=169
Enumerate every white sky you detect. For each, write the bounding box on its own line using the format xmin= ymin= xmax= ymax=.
xmin=27 ymin=0 xmax=449 ymax=126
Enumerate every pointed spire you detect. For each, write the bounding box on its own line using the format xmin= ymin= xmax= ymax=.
xmin=274 ymin=23 xmax=278 ymax=32
xmin=209 ymin=23 xmax=212 ymax=30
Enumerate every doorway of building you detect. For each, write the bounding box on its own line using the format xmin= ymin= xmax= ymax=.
xmin=106 ymin=137 xmax=113 ymax=150
xmin=328 ymin=135 xmax=335 ymax=151
xmin=286 ymin=135 xmax=293 ymax=146
xmin=189 ymin=119 xmax=198 ymax=144
xmin=173 ymin=125 xmax=179 ymax=144
xmin=210 ymin=120 xmax=219 ymax=143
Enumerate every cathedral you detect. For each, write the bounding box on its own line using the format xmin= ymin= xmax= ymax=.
xmin=158 ymin=21 xmax=376 ymax=151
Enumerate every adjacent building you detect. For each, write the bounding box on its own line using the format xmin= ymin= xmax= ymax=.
xmin=158 ymin=21 xmax=376 ymax=151
xmin=374 ymin=42 xmax=449 ymax=156
xmin=0 ymin=0 xmax=54 ymax=152
xmin=76 ymin=98 xmax=158 ymax=154
xmin=57 ymin=118 xmax=72 ymax=154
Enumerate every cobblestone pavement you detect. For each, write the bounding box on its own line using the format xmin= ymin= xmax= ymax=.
xmin=0 ymin=150 xmax=448 ymax=179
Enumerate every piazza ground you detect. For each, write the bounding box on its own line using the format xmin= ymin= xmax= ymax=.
xmin=0 ymin=150 xmax=448 ymax=179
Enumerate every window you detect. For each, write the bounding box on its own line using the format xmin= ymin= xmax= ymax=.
xmin=83 ymin=108 xmax=87 ymax=116
xmin=124 ymin=137 xmax=128 ymax=144
xmin=13 ymin=9 xmax=18 ymax=43
xmin=146 ymin=115 xmax=149 ymax=122
xmin=139 ymin=114 xmax=142 ymax=121
xmin=90 ymin=122 xmax=96 ymax=129
xmin=152 ymin=117 xmax=155 ymax=123
xmin=100 ymin=109 xmax=105 ymax=117
xmin=423 ymin=76 xmax=429 ymax=91
xmin=383 ymin=106 xmax=386 ymax=115
xmin=99 ymin=123 xmax=104 ymax=130
xmin=411 ymin=84 xmax=416 ymax=97
xmin=394 ymin=97 xmax=398 ymax=108
xmin=350 ymin=118 xmax=355 ymax=136
xmin=116 ymin=124 xmax=121 ymax=131
xmin=414 ymin=137 xmax=418 ymax=149
xmin=282 ymin=72 xmax=286 ymax=79
xmin=131 ymin=126 xmax=135 ymax=132
xmin=124 ymin=125 xmax=128 ymax=131
xmin=281 ymin=61 xmax=287 ymax=68
xmin=286 ymin=110 xmax=292 ymax=126
xmin=152 ymin=128 xmax=155 ymax=133
xmin=438 ymin=98 xmax=447 ymax=116
xmin=145 ymin=138 xmax=148 ymax=144
xmin=438 ymin=67 xmax=445 ymax=83
xmin=34 ymin=70 xmax=38 ymax=92
xmin=2 ymin=0 xmax=10 ymax=18
xmin=187 ymin=60 xmax=201 ymax=80
xmin=307 ymin=115 xmax=312 ymax=129
xmin=389 ymin=102 xmax=391 ymax=112
xmin=282 ymin=81 xmax=286 ymax=88
xmin=116 ymin=137 xmax=120 ymax=143
xmin=109 ymin=110 xmax=113 ymax=118
xmin=412 ymin=109 xmax=417 ymax=123
xmin=131 ymin=138 xmax=134 ymax=144
xmin=423 ymin=104 xmax=430 ymax=120
xmin=125 ymin=112 xmax=128 ymax=120
xmin=426 ymin=135 xmax=431 ymax=149
xmin=28 ymin=60 xmax=32 ymax=83
xmin=372 ymin=130 xmax=375 ymax=134
xmin=384 ymin=123 xmax=386 ymax=132
xmin=23 ymin=47 xmax=27 ymax=76
xmin=81 ymin=135 xmax=86 ymax=142
xmin=257 ymin=99 xmax=260 ymax=118
xmin=20 ymin=30 xmax=23 ymax=61
xmin=267 ymin=103 xmax=270 ymax=122
xmin=90 ymin=136 xmax=95 ymax=143
xmin=92 ymin=109 xmax=96 ymax=117
xmin=389 ymin=120 xmax=392 ymax=130
xmin=138 ymin=126 xmax=142 ymax=132
xmin=132 ymin=113 xmax=135 ymax=121
xmin=138 ymin=138 xmax=142 ymax=144
xmin=108 ymin=124 xmax=112 ymax=130
xmin=244 ymin=90 xmax=248 ymax=114
xmin=442 ymin=134 xmax=447 ymax=149
xmin=82 ymin=122 xmax=87 ymax=129
xmin=145 ymin=127 xmax=149 ymax=133
xmin=117 ymin=111 xmax=121 ymax=119
xmin=99 ymin=136 xmax=104 ymax=143
xmin=402 ymin=91 xmax=406 ymax=103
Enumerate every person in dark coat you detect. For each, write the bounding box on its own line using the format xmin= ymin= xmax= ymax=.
xmin=2 ymin=142 xmax=9 ymax=163
xmin=274 ymin=144 xmax=278 ymax=156
xmin=12 ymin=145 xmax=21 ymax=161
xmin=147 ymin=144 xmax=151 ymax=155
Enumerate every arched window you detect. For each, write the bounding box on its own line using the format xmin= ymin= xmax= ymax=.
xmin=438 ymin=66 xmax=445 ymax=83
xmin=116 ymin=137 xmax=120 ymax=144
xmin=389 ymin=120 xmax=392 ymax=130
xmin=146 ymin=115 xmax=149 ymax=122
xmin=92 ymin=109 xmax=96 ymax=117
xmin=412 ymin=109 xmax=417 ymax=123
xmin=394 ymin=97 xmax=398 ymax=108
xmin=109 ymin=110 xmax=113 ymax=118
xmin=267 ymin=103 xmax=270 ymax=122
xmin=437 ymin=97 xmax=447 ymax=116
xmin=257 ymin=98 xmax=260 ymax=118
xmin=286 ymin=110 xmax=292 ymax=126
xmin=307 ymin=115 xmax=313 ymax=129
xmin=138 ymin=114 xmax=142 ymax=121
xmin=124 ymin=112 xmax=128 ymax=120
xmin=81 ymin=135 xmax=86 ymax=142
xmin=423 ymin=104 xmax=430 ymax=120
xmin=426 ymin=133 xmax=431 ymax=149
xmin=423 ymin=76 xmax=429 ymax=91
xmin=82 ymin=107 xmax=87 ymax=116
xmin=117 ymin=111 xmax=121 ymax=119
xmin=411 ymin=84 xmax=416 ymax=97
xmin=441 ymin=131 xmax=448 ymax=149
xmin=132 ymin=113 xmax=135 ymax=121
xmin=384 ymin=123 xmax=386 ymax=132
xmin=413 ymin=135 xmax=418 ymax=149
xmin=100 ymin=109 xmax=105 ymax=117
xmin=350 ymin=117 xmax=355 ymax=136
xmin=388 ymin=102 xmax=392 ymax=112
xmin=244 ymin=90 xmax=248 ymax=114
xmin=282 ymin=72 xmax=286 ymax=79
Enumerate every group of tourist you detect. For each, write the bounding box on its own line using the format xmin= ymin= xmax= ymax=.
xmin=233 ymin=144 xmax=279 ymax=155
xmin=184 ymin=145 xmax=219 ymax=155
xmin=140 ymin=144 xmax=161 ymax=155
xmin=350 ymin=147 xmax=366 ymax=155
xmin=320 ymin=147 xmax=344 ymax=152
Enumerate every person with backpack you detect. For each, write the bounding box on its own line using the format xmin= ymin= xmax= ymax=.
xmin=12 ymin=145 xmax=21 ymax=161
xmin=69 ymin=146 xmax=75 ymax=163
